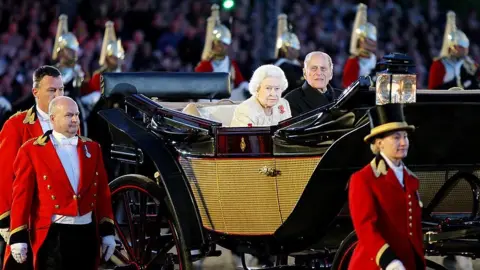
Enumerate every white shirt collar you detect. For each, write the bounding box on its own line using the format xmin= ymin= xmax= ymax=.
xmin=380 ymin=152 xmax=403 ymax=170
xmin=380 ymin=152 xmax=404 ymax=186
xmin=51 ymin=130 xmax=78 ymax=146
xmin=36 ymin=105 xmax=49 ymax=122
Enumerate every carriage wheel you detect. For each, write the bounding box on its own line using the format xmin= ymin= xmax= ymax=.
xmin=108 ymin=174 xmax=192 ymax=270
xmin=330 ymin=231 xmax=357 ymax=270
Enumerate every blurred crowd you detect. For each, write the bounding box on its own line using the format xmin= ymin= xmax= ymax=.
xmin=0 ymin=0 xmax=479 ymax=108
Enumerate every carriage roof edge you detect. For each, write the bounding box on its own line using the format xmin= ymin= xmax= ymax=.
xmin=100 ymin=72 xmax=232 ymax=100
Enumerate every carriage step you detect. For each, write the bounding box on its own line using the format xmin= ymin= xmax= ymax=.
xmin=255 ymin=266 xmax=318 ymax=270
xmin=427 ymin=240 xmax=480 ymax=255
xmin=424 ymin=227 xmax=480 ymax=243
xmin=113 ymin=264 xmax=138 ymax=270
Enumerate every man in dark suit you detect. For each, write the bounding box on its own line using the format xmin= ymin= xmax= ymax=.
xmin=284 ymin=51 xmax=343 ymax=117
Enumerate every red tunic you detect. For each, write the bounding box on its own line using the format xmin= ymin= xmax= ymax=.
xmin=0 ymin=107 xmax=43 ymax=228
xmin=348 ymin=156 xmax=425 ymax=270
xmin=86 ymin=66 xmax=110 ymax=95
xmin=428 ymin=59 xmax=446 ymax=89
xmin=86 ymin=72 xmax=102 ymax=95
xmin=195 ymin=59 xmax=245 ymax=87
xmin=428 ymin=57 xmax=480 ymax=89
xmin=6 ymin=133 xmax=114 ymax=269
xmin=342 ymin=57 xmax=360 ymax=88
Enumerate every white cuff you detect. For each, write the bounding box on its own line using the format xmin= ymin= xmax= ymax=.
xmin=386 ymin=259 xmax=406 ymax=270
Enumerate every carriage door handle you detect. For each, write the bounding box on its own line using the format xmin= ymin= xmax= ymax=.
xmin=259 ymin=166 xmax=281 ymax=177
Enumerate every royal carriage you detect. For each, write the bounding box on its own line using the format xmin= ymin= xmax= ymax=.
xmin=97 ymin=54 xmax=480 ymax=270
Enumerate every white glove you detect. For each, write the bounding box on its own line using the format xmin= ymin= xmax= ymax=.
xmin=0 ymin=228 xmax=10 ymax=243
xmin=386 ymin=259 xmax=406 ymax=270
xmin=10 ymin=243 xmax=28 ymax=264
xmin=101 ymin=235 xmax=116 ymax=261
xmin=455 ymin=255 xmax=474 ymax=270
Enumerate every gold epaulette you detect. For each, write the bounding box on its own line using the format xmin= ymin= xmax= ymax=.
xmin=22 ymin=107 xmax=36 ymax=124
xmin=33 ymin=134 xmax=48 ymax=146
xmin=79 ymin=135 xmax=92 ymax=142
xmin=432 ymin=56 xmax=444 ymax=61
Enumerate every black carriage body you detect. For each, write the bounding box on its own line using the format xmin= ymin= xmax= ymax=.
xmin=99 ymin=73 xmax=480 ymax=264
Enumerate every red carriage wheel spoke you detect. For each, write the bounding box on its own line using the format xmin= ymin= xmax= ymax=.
xmin=122 ymin=191 xmax=137 ymax=254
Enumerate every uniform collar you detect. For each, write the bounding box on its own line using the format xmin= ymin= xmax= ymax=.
xmin=22 ymin=106 xmax=38 ymax=124
xmin=36 ymin=105 xmax=49 ymax=122
xmin=301 ymin=82 xmax=337 ymax=102
xmin=51 ymin=130 xmax=78 ymax=146
xmin=380 ymin=152 xmax=403 ymax=171
xmin=370 ymin=154 xmax=417 ymax=179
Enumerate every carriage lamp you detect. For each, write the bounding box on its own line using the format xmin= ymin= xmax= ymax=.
xmin=375 ymin=53 xmax=417 ymax=105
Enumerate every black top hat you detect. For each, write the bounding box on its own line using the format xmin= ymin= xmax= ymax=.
xmin=364 ymin=103 xmax=415 ymax=143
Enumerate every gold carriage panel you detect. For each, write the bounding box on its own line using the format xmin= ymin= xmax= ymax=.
xmin=180 ymin=155 xmax=322 ymax=235
xmin=275 ymin=157 xmax=322 ymax=220
xmin=182 ymin=157 xmax=282 ymax=235
xmin=416 ymin=170 xmax=480 ymax=214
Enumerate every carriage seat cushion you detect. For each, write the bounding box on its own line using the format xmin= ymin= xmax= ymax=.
xmin=182 ymin=103 xmax=239 ymax=126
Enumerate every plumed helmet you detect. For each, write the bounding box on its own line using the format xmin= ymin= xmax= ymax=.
xmin=99 ymin=21 xmax=125 ymax=66
xmin=439 ymin=11 xmax=469 ymax=58
xmin=201 ymin=4 xmax=232 ymax=61
xmin=349 ymin=3 xmax=377 ymax=56
xmin=275 ymin=14 xmax=300 ymax=58
xmin=52 ymin=14 xmax=79 ymax=61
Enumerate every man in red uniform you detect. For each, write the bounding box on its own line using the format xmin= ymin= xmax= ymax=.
xmin=274 ymin=14 xmax=303 ymax=97
xmin=87 ymin=20 xmax=124 ymax=97
xmin=342 ymin=3 xmax=377 ymax=89
xmin=195 ymin=4 xmax=248 ymax=101
xmin=6 ymin=96 xmax=115 ymax=270
xmin=0 ymin=66 xmax=64 ymax=269
xmin=428 ymin=11 xmax=480 ymax=90
xmin=348 ymin=103 xmax=425 ymax=270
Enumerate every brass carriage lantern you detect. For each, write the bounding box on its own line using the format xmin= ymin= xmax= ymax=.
xmin=375 ymin=53 xmax=417 ymax=105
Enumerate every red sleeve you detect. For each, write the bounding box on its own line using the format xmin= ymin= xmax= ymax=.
xmin=9 ymin=144 xmax=35 ymax=244
xmin=95 ymin=143 xmax=114 ymax=236
xmin=428 ymin=60 xmax=446 ymax=89
xmin=348 ymin=170 xmax=398 ymax=268
xmin=231 ymin=60 xmax=246 ymax=87
xmin=0 ymin=118 xmax=23 ymax=228
xmin=194 ymin=61 xmax=213 ymax=73
xmin=342 ymin=58 xmax=360 ymax=88
xmin=85 ymin=73 xmax=101 ymax=95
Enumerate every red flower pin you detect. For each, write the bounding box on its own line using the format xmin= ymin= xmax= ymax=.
xmin=278 ymin=105 xmax=285 ymax=114
xmin=248 ymin=123 xmax=253 ymax=127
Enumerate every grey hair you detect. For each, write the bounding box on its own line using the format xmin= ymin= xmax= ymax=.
xmin=248 ymin=64 xmax=289 ymax=95
xmin=48 ymin=96 xmax=76 ymax=117
xmin=370 ymin=143 xmax=380 ymax=155
xmin=304 ymin=51 xmax=334 ymax=73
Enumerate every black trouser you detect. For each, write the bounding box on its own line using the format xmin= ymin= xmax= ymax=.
xmin=37 ymin=222 xmax=98 ymax=270
xmin=0 ymin=239 xmax=4 ymax=270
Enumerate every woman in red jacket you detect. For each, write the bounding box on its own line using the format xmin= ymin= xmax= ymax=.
xmin=348 ymin=103 xmax=425 ymax=270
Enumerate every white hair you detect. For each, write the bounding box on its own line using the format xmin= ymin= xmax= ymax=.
xmin=248 ymin=64 xmax=288 ymax=95
xmin=304 ymin=51 xmax=334 ymax=73
xmin=48 ymin=96 xmax=77 ymax=116
xmin=370 ymin=143 xmax=380 ymax=155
